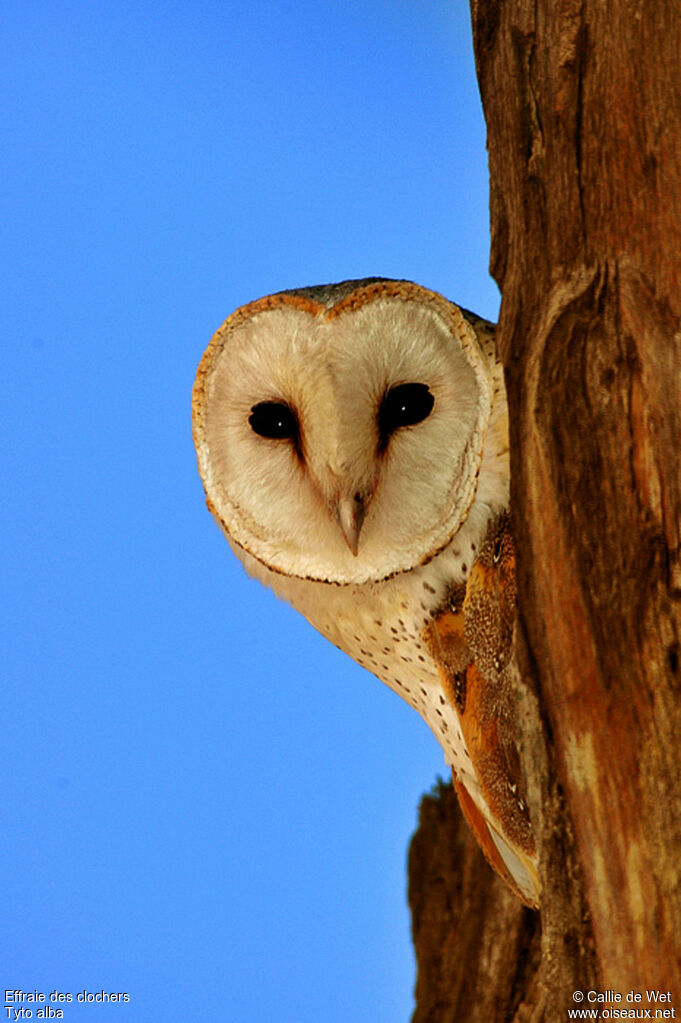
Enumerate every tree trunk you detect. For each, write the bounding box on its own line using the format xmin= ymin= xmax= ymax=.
xmin=409 ymin=2 xmax=681 ymax=1016
xmin=409 ymin=781 xmax=543 ymax=1022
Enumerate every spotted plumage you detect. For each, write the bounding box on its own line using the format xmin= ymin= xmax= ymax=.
xmin=192 ymin=278 xmax=540 ymax=907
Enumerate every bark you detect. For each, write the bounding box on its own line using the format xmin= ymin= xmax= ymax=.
xmin=409 ymin=2 xmax=681 ymax=1017
xmin=409 ymin=781 xmax=543 ymax=1023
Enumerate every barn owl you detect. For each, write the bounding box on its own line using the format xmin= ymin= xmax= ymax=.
xmin=192 ymin=278 xmax=539 ymax=908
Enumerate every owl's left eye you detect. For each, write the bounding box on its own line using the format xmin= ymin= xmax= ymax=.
xmin=378 ymin=383 xmax=434 ymax=448
xmin=249 ymin=401 xmax=299 ymax=440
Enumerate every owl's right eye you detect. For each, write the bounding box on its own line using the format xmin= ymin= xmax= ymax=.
xmin=249 ymin=401 xmax=299 ymax=440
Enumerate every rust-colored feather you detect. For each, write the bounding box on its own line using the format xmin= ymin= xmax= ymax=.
xmin=427 ymin=514 xmax=539 ymax=908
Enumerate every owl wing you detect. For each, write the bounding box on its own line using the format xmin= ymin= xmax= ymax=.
xmin=426 ymin=513 xmax=540 ymax=908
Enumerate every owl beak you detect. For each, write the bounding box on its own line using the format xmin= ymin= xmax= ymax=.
xmin=333 ymin=492 xmax=369 ymax=557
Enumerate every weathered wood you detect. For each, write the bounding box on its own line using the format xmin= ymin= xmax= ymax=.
xmin=409 ymin=2 xmax=681 ymax=1014
xmin=408 ymin=781 xmax=542 ymax=1023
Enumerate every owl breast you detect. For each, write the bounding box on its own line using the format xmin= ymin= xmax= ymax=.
xmin=259 ymin=503 xmax=540 ymax=909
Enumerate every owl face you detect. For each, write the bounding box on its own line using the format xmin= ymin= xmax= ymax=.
xmin=193 ymin=280 xmax=494 ymax=585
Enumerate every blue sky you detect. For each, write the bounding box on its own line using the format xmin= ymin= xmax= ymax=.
xmin=2 ymin=3 xmax=498 ymax=1020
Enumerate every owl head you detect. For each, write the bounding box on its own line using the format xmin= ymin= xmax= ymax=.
xmin=192 ymin=279 xmax=495 ymax=585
